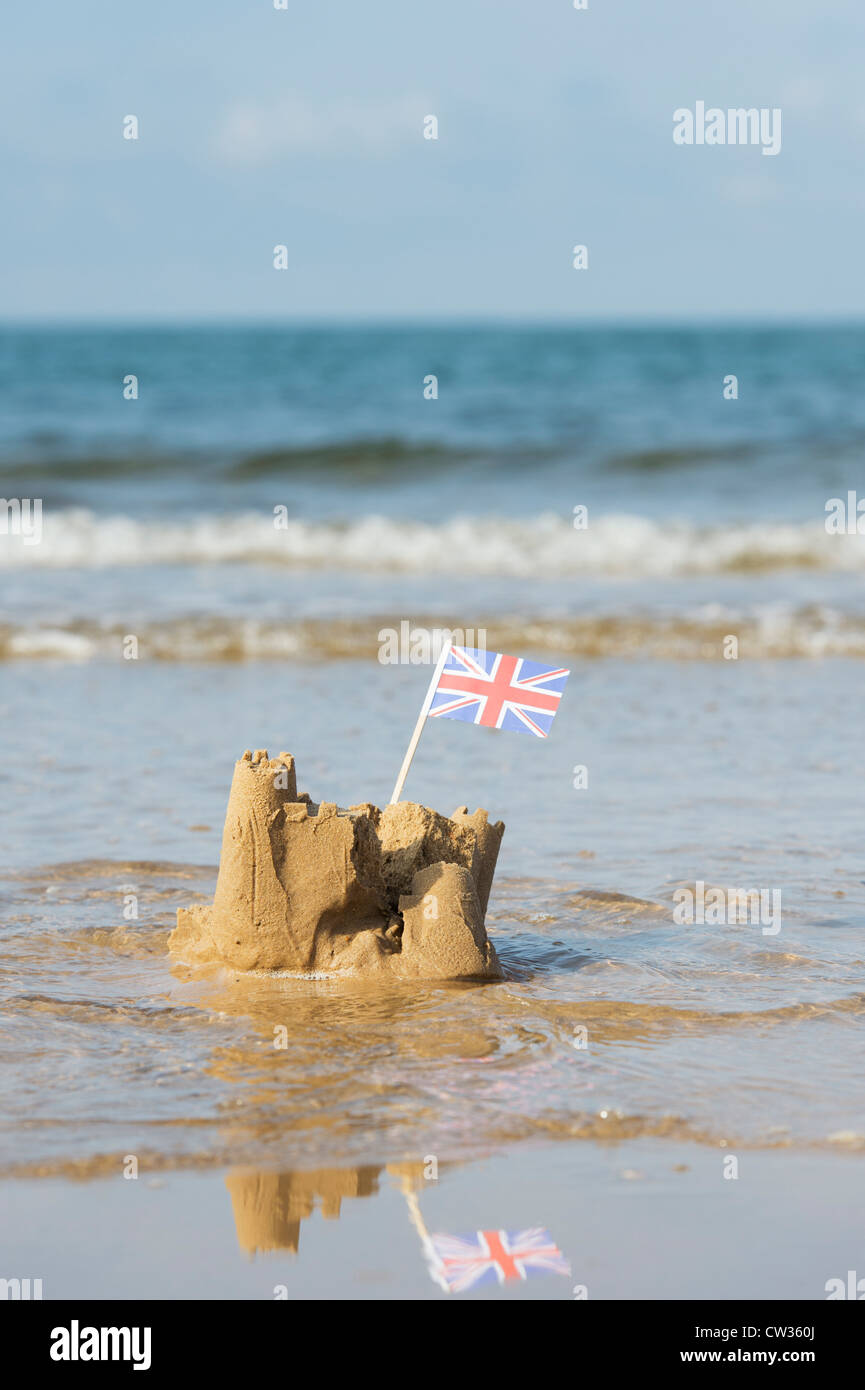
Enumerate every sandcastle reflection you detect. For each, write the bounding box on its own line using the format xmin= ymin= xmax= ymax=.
xmin=226 ymin=1161 xmax=428 ymax=1256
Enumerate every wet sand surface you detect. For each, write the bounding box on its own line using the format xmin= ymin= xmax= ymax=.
xmin=1 ymin=1144 xmax=859 ymax=1299
xmin=1 ymin=646 xmax=862 ymax=1297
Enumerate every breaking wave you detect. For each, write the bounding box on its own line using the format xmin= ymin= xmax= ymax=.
xmin=3 ymin=606 xmax=865 ymax=661
xmin=0 ymin=509 xmax=861 ymax=576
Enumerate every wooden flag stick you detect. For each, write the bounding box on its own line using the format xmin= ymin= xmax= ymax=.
xmin=389 ymin=642 xmax=452 ymax=805
xmin=398 ymin=1177 xmax=442 ymax=1290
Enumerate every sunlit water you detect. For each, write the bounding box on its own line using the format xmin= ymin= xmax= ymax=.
xmin=1 ymin=658 xmax=862 ymax=1182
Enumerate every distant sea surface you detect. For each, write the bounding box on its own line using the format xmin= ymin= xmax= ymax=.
xmin=2 ymin=323 xmax=865 ymax=660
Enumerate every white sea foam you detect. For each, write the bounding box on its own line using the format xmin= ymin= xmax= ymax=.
xmin=3 ymin=605 xmax=865 ymax=661
xmin=6 ymin=628 xmax=96 ymax=659
xmin=0 ymin=508 xmax=861 ymax=577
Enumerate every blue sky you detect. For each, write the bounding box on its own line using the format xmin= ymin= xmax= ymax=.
xmin=2 ymin=0 xmax=863 ymax=320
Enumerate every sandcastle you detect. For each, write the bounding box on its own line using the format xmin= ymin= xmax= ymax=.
xmin=169 ymin=750 xmax=504 ymax=980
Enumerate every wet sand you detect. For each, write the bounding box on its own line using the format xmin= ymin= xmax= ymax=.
xmin=1 ymin=1143 xmax=859 ymax=1299
xmin=1 ymin=657 xmax=863 ymax=1296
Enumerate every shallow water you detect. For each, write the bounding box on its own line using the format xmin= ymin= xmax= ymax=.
xmin=2 ymin=1145 xmax=860 ymax=1299
xmin=1 ymin=658 xmax=862 ymax=1182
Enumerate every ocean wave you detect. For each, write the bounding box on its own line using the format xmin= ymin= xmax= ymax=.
xmin=0 ymin=436 xmax=486 ymax=483
xmin=1 ymin=508 xmax=863 ymax=576
xmin=3 ymin=607 xmax=865 ymax=661
xmin=606 ymin=441 xmax=761 ymax=471
xmin=228 ymin=436 xmax=483 ymax=477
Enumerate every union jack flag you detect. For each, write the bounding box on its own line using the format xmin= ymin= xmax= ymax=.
xmin=428 ymin=646 xmax=569 ymax=739
xmin=426 ymin=1227 xmax=571 ymax=1293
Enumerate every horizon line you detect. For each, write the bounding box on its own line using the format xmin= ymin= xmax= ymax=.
xmin=2 ymin=312 xmax=865 ymax=331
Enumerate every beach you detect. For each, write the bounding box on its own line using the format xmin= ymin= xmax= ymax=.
xmin=1 ymin=324 xmax=864 ymax=1299
xmin=2 ymin=1147 xmax=861 ymax=1300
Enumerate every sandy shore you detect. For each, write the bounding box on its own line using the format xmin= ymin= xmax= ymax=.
xmin=1 ymin=1141 xmax=858 ymax=1300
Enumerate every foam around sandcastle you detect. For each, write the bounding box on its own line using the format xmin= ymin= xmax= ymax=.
xmin=169 ymin=750 xmax=504 ymax=980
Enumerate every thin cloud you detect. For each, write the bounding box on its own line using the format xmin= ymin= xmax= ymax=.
xmin=214 ymin=93 xmax=429 ymax=164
